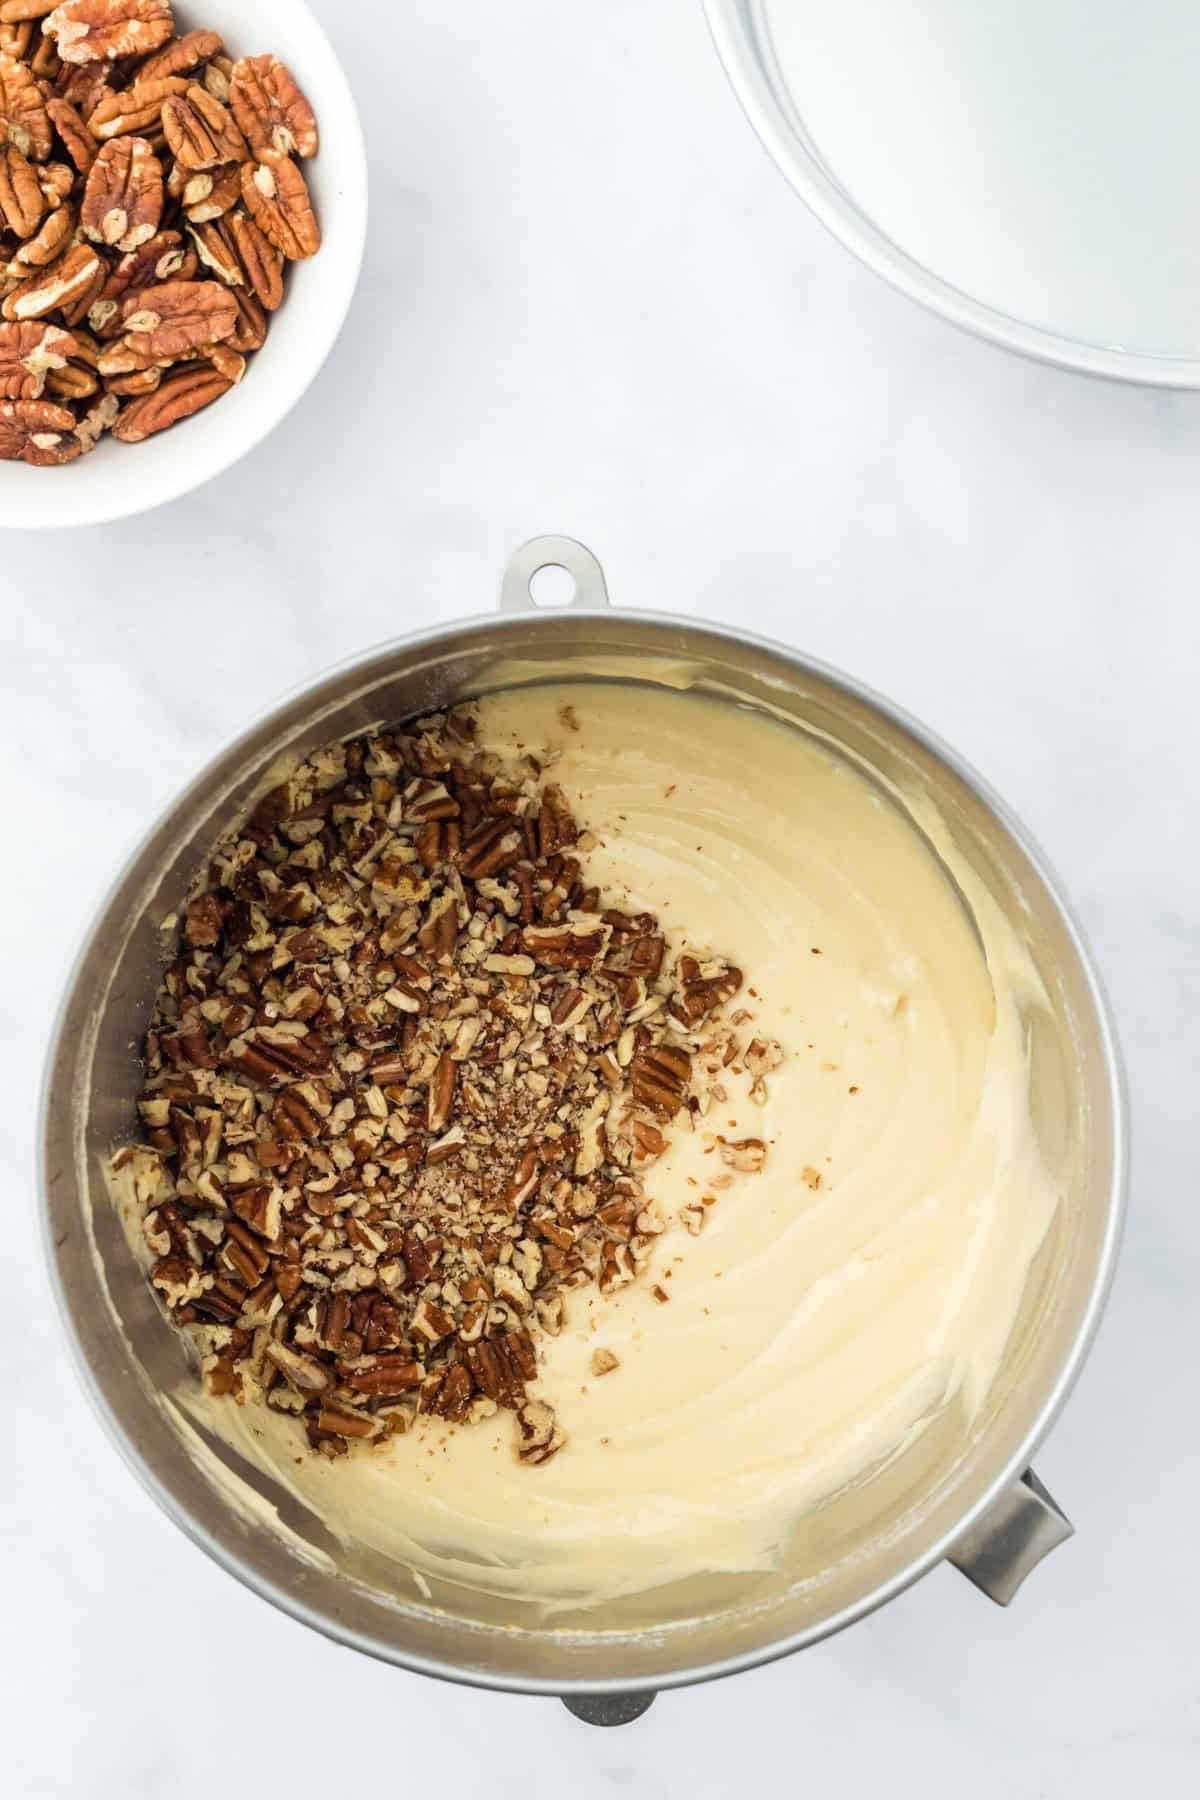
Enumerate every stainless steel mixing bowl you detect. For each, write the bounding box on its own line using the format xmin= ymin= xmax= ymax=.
xmin=42 ymin=537 xmax=1126 ymax=1722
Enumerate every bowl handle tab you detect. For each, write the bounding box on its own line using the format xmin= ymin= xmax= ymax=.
xmin=949 ymin=1466 xmax=1073 ymax=1606
xmin=499 ymin=536 xmax=612 ymax=614
xmin=560 ymin=1691 xmax=657 ymax=1727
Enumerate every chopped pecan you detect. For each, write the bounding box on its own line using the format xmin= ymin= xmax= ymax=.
xmin=717 ymin=1135 xmax=767 ymax=1173
xmin=590 ymin=1347 xmax=620 ymax=1376
xmin=229 ymin=54 xmax=317 ymax=159
xmin=343 ymin=1356 xmax=422 ymax=1396
xmin=521 ymin=917 xmax=611 ymax=969
xmin=670 ymin=957 xmax=744 ymax=1026
xmin=239 ymin=149 xmax=318 ymax=259
xmin=111 ymin=357 xmax=228 ymax=436
xmin=264 ymin=1341 xmax=330 ymax=1393
xmin=0 ymin=392 xmax=78 ymax=460
xmin=44 ymin=0 xmax=173 ymax=65
xmin=629 ymin=1042 xmax=691 ymax=1118
xmin=514 ymin=1399 xmax=564 ymax=1466
xmin=161 ymin=82 xmax=245 ymax=169
xmin=0 ymin=47 xmax=50 ymax=159
xmin=80 ymin=133 xmax=160 ymax=248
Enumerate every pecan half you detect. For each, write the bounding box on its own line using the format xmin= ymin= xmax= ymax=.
xmin=2 ymin=238 xmax=100 ymax=318
xmin=110 ymin=358 xmax=229 ymax=438
xmin=6 ymin=197 xmax=73 ymax=267
xmin=0 ymin=25 xmax=33 ymax=60
xmin=0 ymin=317 xmax=71 ymax=395
xmin=45 ymin=95 xmax=96 ymax=170
xmin=225 ymin=283 xmax=265 ymax=351
xmin=179 ymin=159 xmax=237 ymax=222
xmin=85 ymin=225 xmax=182 ymax=330
xmin=0 ymin=394 xmax=79 ymax=461
xmin=226 ymin=207 xmax=281 ymax=309
xmin=136 ymin=27 xmax=220 ymax=84
xmin=161 ymin=82 xmax=244 ymax=170
xmin=240 ymin=150 xmax=318 ymax=260
xmin=229 ymin=54 xmax=317 ymax=160
xmin=185 ymin=215 xmax=239 ymax=286
xmin=87 ymin=73 xmax=185 ymax=139
xmin=0 ymin=47 xmax=50 ymax=159
xmin=118 ymin=276 xmax=235 ymax=358
xmin=44 ymin=0 xmax=172 ymax=65
xmin=0 ymin=139 xmax=42 ymax=233
xmin=81 ymin=133 xmax=160 ymax=249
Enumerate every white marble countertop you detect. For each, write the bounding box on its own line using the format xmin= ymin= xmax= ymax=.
xmin=4 ymin=2 xmax=1197 ymax=1793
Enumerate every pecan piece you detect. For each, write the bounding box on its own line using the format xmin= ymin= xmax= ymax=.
xmin=0 ymin=141 xmax=42 ymax=234
xmin=205 ymin=341 xmax=243 ymax=384
xmin=136 ymin=28 xmax=221 ymax=84
xmin=81 ymin=134 xmax=161 ymax=249
xmin=161 ymin=83 xmax=245 ymax=170
xmin=716 ymin=1135 xmax=768 ymax=1173
xmin=226 ymin=207 xmax=281 ymax=309
xmin=669 ymin=958 xmax=744 ymax=1027
xmin=0 ymin=26 xmax=33 ymax=60
xmin=343 ymin=1356 xmax=423 ymax=1396
xmin=629 ymin=1043 xmax=691 ymax=1119
xmin=118 ymin=277 xmax=235 ymax=358
xmin=44 ymin=0 xmax=173 ymax=65
xmin=240 ymin=150 xmax=318 ymax=260
xmin=45 ymin=95 xmax=96 ymax=170
xmin=0 ymin=49 xmax=51 ymax=160
xmin=230 ymin=54 xmax=317 ymax=160
xmin=514 ymin=1399 xmax=565 ymax=1466
xmin=426 ymin=1049 xmax=456 ymax=1133
xmin=73 ymin=386 xmax=117 ymax=448
xmin=2 ymin=239 xmax=100 ymax=318
xmin=0 ymin=318 xmax=72 ymax=396
xmin=521 ymin=917 xmax=612 ymax=969
xmin=264 ymin=1341 xmax=330 ymax=1394
xmin=0 ymin=395 xmax=79 ymax=462
xmin=35 ymin=157 xmax=72 ymax=207
xmin=111 ymin=359 xmax=229 ymax=439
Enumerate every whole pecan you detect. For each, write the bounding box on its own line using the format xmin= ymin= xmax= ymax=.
xmin=0 ymin=394 xmax=79 ymax=461
xmin=44 ymin=0 xmax=173 ymax=65
xmin=136 ymin=27 xmax=220 ymax=84
xmin=230 ymin=54 xmax=317 ymax=160
xmin=111 ymin=358 xmax=229 ymax=439
xmin=45 ymin=94 xmax=97 ymax=170
xmin=81 ymin=133 xmax=161 ymax=249
xmin=118 ymin=276 xmax=235 ymax=358
xmin=0 ymin=47 xmax=50 ymax=159
xmin=0 ymin=139 xmax=43 ymax=234
xmin=161 ymin=81 xmax=245 ymax=170
xmin=240 ymin=150 xmax=318 ymax=259
xmin=0 ymin=317 xmax=72 ymax=395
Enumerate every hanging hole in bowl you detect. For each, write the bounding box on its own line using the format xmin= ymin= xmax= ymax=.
xmin=528 ymin=563 xmax=576 ymax=607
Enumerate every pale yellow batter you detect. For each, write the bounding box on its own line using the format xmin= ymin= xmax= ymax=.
xmin=110 ymin=683 xmax=1060 ymax=1613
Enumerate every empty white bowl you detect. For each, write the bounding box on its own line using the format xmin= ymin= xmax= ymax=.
xmin=0 ymin=0 xmax=367 ymax=528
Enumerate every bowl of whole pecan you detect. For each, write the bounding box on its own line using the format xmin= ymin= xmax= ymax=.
xmin=0 ymin=0 xmax=366 ymax=526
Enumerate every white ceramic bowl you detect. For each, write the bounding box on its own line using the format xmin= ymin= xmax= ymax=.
xmin=0 ymin=0 xmax=367 ymax=529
